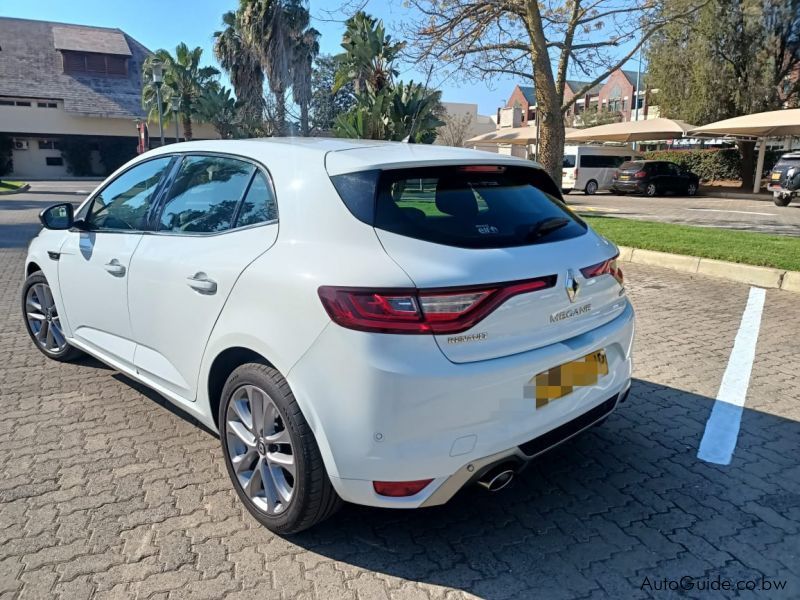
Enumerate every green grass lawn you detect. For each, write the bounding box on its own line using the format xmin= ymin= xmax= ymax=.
xmin=0 ymin=180 xmax=25 ymax=190
xmin=584 ymin=216 xmax=800 ymax=272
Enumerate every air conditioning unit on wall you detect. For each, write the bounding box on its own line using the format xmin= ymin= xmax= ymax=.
xmin=13 ymin=139 xmax=29 ymax=150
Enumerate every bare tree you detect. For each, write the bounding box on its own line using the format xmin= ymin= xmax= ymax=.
xmin=438 ymin=110 xmax=475 ymax=147
xmin=407 ymin=0 xmax=710 ymax=184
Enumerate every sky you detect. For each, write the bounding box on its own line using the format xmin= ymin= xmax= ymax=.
xmin=1 ymin=0 xmax=640 ymax=115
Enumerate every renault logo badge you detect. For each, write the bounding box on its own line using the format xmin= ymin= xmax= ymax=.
xmin=565 ymin=269 xmax=580 ymax=303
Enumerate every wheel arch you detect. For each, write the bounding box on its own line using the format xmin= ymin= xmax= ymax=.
xmin=26 ymin=261 xmax=42 ymax=276
xmin=207 ymin=346 xmax=274 ymax=430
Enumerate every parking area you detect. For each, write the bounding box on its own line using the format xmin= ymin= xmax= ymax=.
xmin=1 ymin=193 xmax=799 ymax=599
xmin=567 ymin=192 xmax=800 ymax=236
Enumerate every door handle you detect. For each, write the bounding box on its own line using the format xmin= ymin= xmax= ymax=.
xmin=187 ymin=273 xmax=217 ymax=295
xmin=104 ymin=259 xmax=126 ymax=277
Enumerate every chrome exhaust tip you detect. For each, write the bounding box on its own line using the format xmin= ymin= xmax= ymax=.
xmin=477 ymin=466 xmax=515 ymax=492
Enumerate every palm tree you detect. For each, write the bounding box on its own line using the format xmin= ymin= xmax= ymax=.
xmin=213 ymin=8 xmax=265 ymax=122
xmin=142 ymin=44 xmax=219 ymax=141
xmin=289 ymin=14 xmax=320 ymax=136
xmin=334 ymin=12 xmax=405 ymax=95
xmin=239 ymin=0 xmax=293 ymax=136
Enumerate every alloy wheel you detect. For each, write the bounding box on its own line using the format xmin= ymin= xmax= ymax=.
xmin=687 ymin=183 xmax=697 ymax=196
xmin=225 ymin=384 xmax=296 ymax=515
xmin=25 ymin=283 xmax=67 ymax=354
xmin=646 ymin=184 xmax=657 ymax=196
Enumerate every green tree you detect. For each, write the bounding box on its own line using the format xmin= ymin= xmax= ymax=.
xmin=214 ymin=8 xmax=265 ymax=121
xmin=310 ymin=54 xmax=356 ymax=133
xmin=197 ymin=85 xmax=241 ymax=139
xmin=334 ymin=11 xmax=405 ymax=95
xmin=142 ymin=44 xmax=219 ymax=141
xmin=648 ymin=0 xmax=800 ymax=188
xmin=332 ymin=12 xmax=443 ymax=143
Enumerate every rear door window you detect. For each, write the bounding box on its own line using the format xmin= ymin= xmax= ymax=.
xmin=332 ymin=165 xmax=586 ymax=249
xmin=619 ymin=161 xmax=643 ymax=171
xmin=563 ymin=155 xmax=576 ymax=168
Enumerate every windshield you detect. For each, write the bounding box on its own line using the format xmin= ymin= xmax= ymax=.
xmin=331 ymin=165 xmax=586 ymax=249
xmin=563 ymin=155 xmax=577 ymax=168
xmin=619 ymin=161 xmax=644 ymax=171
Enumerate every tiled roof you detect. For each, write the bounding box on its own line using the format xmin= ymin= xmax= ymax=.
xmin=52 ymin=25 xmax=132 ymax=56
xmin=566 ymin=80 xmax=603 ymax=96
xmin=621 ymin=69 xmax=647 ymax=88
xmin=0 ymin=17 xmax=149 ymax=119
xmin=518 ymin=85 xmax=536 ymax=104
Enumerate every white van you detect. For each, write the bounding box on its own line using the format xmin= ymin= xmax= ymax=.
xmin=562 ymin=145 xmax=642 ymax=195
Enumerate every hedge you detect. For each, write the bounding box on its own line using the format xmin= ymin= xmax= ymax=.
xmin=643 ymin=148 xmax=784 ymax=182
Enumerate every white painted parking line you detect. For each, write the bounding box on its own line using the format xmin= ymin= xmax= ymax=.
xmin=688 ymin=208 xmax=776 ymax=217
xmin=697 ymin=286 xmax=766 ymax=465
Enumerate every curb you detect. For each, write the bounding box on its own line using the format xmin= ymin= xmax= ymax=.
xmin=699 ymin=189 xmax=774 ymax=202
xmin=0 ymin=184 xmax=30 ymax=196
xmin=617 ymin=246 xmax=799 ymax=292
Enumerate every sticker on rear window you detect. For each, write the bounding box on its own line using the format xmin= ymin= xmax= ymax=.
xmin=476 ymin=224 xmax=499 ymax=234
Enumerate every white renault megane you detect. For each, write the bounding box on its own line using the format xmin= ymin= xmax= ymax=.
xmin=22 ymin=138 xmax=634 ymax=534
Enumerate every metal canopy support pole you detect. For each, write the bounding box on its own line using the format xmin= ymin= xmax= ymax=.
xmin=754 ymin=137 xmax=767 ymax=194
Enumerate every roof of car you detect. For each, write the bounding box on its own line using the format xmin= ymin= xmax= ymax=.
xmin=143 ymin=137 xmax=537 ymax=175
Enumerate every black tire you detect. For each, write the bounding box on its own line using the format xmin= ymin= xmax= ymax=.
xmin=219 ymin=362 xmax=342 ymax=534
xmin=561 ymin=188 xmax=573 ymax=195
xmin=645 ymin=183 xmax=658 ymax=197
xmin=774 ymin=194 xmax=792 ymax=207
xmin=21 ymin=271 xmax=82 ymax=362
xmin=584 ymin=180 xmax=598 ymax=195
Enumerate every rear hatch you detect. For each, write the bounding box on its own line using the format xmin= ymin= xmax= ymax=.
xmin=327 ymin=161 xmax=627 ymax=363
xmin=613 ymin=160 xmax=645 ymax=183
xmin=562 ymin=154 xmax=577 ymax=188
xmin=770 ymin=156 xmax=800 ymax=188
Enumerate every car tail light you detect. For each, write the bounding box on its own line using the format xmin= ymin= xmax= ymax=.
xmin=373 ymin=479 xmax=433 ymax=497
xmin=318 ymin=275 xmax=556 ymax=335
xmin=634 ymin=170 xmax=647 ymax=179
xmin=581 ymin=254 xmax=623 ymax=285
xmin=613 ymin=170 xmax=619 ymax=179
xmin=459 ymin=165 xmax=506 ymax=173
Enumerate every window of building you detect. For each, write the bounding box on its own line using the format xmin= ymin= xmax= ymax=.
xmin=0 ymin=100 xmax=13 ymax=106
xmin=38 ymin=140 xmax=61 ymax=150
xmin=37 ymin=102 xmax=58 ymax=108
xmin=62 ymin=51 xmax=128 ymax=76
xmin=15 ymin=101 xmax=31 ymax=107
xmin=45 ymin=157 xmax=64 ymax=167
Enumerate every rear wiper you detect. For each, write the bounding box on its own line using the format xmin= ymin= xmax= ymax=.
xmin=521 ymin=217 xmax=570 ymax=241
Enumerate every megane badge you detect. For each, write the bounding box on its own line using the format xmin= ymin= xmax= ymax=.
xmin=565 ymin=269 xmax=580 ymax=303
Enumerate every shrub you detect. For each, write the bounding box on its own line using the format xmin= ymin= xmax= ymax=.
xmin=59 ymin=137 xmax=95 ymax=176
xmin=0 ymin=134 xmax=13 ymax=176
xmin=643 ymin=148 xmax=740 ymax=181
xmin=97 ymin=138 xmax=137 ymax=175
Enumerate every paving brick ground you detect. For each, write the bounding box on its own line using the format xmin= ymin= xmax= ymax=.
xmin=1 ymin=203 xmax=798 ymax=599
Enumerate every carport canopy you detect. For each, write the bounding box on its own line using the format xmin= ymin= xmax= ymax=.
xmin=467 ymin=126 xmax=577 ymax=145
xmin=690 ymin=108 xmax=800 ymax=193
xmin=565 ymin=118 xmax=696 ymax=143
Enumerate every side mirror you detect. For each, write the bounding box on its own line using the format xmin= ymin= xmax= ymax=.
xmin=39 ymin=203 xmax=74 ymax=230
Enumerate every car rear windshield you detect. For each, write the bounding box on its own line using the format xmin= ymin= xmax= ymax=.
xmin=330 ymin=165 xmax=587 ymax=249
xmin=563 ymin=155 xmax=576 ymax=168
xmin=776 ymin=157 xmax=800 ymax=168
xmin=619 ymin=161 xmax=644 ymax=171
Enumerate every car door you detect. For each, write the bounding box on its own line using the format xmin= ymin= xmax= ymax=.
xmin=127 ymin=154 xmax=279 ymax=399
xmin=665 ymin=162 xmax=682 ymax=192
xmin=57 ymin=156 xmax=174 ymax=367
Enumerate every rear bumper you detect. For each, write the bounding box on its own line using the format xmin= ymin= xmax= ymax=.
xmin=288 ymin=301 xmax=635 ymax=509
xmin=611 ymin=180 xmax=645 ymax=193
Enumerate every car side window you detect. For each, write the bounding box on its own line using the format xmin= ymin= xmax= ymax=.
xmin=86 ymin=157 xmax=173 ymax=231
xmin=235 ymin=172 xmax=278 ymax=227
xmin=158 ymin=156 xmax=255 ymax=233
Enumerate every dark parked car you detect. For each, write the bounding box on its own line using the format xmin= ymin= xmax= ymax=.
xmin=768 ymin=151 xmax=800 ymax=207
xmin=611 ymin=160 xmax=700 ymax=197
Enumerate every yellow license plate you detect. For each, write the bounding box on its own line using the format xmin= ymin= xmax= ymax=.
xmin=771 ymin=172 xmax=781 ymax=180
xmin=619 ymin=175 xmax=630 ymax=180
xmin=525 ymin=350 xmax=608 ymax=408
